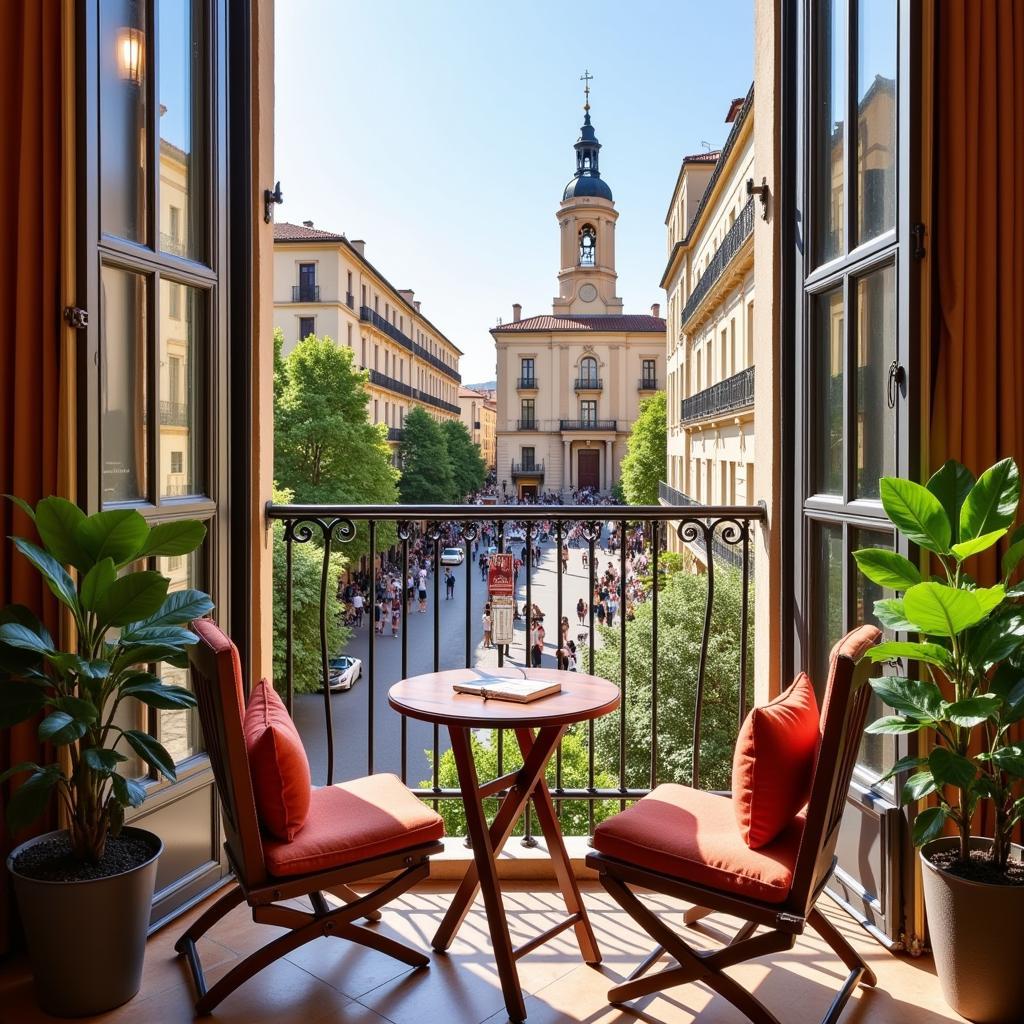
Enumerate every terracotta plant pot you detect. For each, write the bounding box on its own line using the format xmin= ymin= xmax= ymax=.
xmin=920 ymin=836 xmax=1024 ymax=1024
xmin=7 ymin=827 xmax=163 ymax=1017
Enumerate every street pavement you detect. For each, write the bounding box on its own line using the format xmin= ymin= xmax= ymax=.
xmin=293 ymin=528 xmax=613 ymax=787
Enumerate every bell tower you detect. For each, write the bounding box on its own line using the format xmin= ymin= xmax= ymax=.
xmin=553 ymin=71 xmax=623 ymax=316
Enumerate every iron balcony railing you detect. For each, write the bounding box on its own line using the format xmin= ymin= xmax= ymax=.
xmin=638 ymin=377 xmax=659 ymax=391
xmin=574 ymin=378 xmax=603 ymax=391
xmin=659 ymin=480 xmax=755 ymax=570
xmin=292 ymin=284 xmax=321 ymax=302
xmin=366 ymin=369 xmax=461 ymax=416
xmin=346 ymin=291 xmax=355 ymax=309
xmin=159 ymin=400 xmax=189 ymax=426
xmin=266 ymin=500 xmax=763 ymax=838
xmin=387 ymin=426 xmax=404 ymax=442
xmin=360 ymin=306 xmax=461 ymax=384
xmin=510 ymin=461 xmax=544 ymax=479
xmin=515 ymin=418 xmax=538 ymax=431
xmin=159 ymin=232 xmax=187 ymax=257
xmin=681 ymin=366 xmax=755 ymax=424
xmin=516 ymin=377 xmax=539 ymax=390
xmin=560 ymin=418 xmax=616 ymax=431
xmin=680 ymin=197 xmax=754 ymax=328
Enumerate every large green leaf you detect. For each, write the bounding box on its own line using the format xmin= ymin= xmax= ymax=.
xmin=929 ymin=746 xmax=977 ymax=790
xmin=966 ymin=609 xmax=1024 ymax=668
xmin=111 ymin=643 xmax=190 ymax=673
xmin=5 ymin=766 xmax=61 ymax=832
xmin=75 ymin=509 xmax=148 ymax=567
xmin=902 ymin=770 xmax=937 ymax=803
xmin=82 ymin=747 xmax=128 ymax=775
xmin=38 ymin=710 xmax=87 ymax=746
xmin=12 ymin=539 xmax=78 ymax=612
xmin=0 ymin=681 xmax=48 ymax=727
xmin=124 ymin=730 xmax=177 ymax=782
xmin=121 ymin=675 xmax=197 ymax=710
xmin=926 ymin=461 xmax=976 ymax=545
xmin=80 ymin=557 xmax=116 ymax=612
xmin=1002 ymin=538 xmax=1024 ymax=580
xmin=872 ymin=598 xmax=916 ymax=632
xmin=52 ymin=695 xmax=99 ymax=725
xmin=876 ymin=754 xmax=928 ymax=785
xmin=866 ymin=641 xmax=953 ymax=671
xmin=0 ymin=606 xmax=51 ymax=673
xmin=34 ymin=497 xmax=89 ymax=570
xmin=945 ymin=694 xmax=1001 ymax=727
xmin=853 ymin=548 xmax=922 ymax=590
xmin=95 ymin=572 xmax=169 ymax=628
xmin=960 ymin=458 xmax=1021 ymax=542
xmin=903 ymin=582 xmax=1005 ymax=637
xmin=110 ymin=772 xmax=147 ymax=808
xmin=119 ymin=625 xmax=198 ymax=647
xmin=130 ymin=589 xmax=213 ymax=629
xmin=865 ymin=715 xmax=928 ymax=734
xmin=0 ymin=622 xmax=55 ymax=656
xmin=869 ymin=676 xmax=943 ymax=719
xmin=951 ymin=529 xmax=1008 ymax=562
xmin=880 ymin=477 xmax=951 ymax=554
xmin=4 ymin=494 xmax=37 ymax=523
xmin=138 ymin=520 xmax=207 ymax=558
xmin=912 ymin=805 xmax=948 ymax=845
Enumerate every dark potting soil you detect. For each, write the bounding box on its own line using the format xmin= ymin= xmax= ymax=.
xmin=929 ymin=847 xmax=1024 ymax=887
xmin=12 ymin=833 xmax=156 ymax=883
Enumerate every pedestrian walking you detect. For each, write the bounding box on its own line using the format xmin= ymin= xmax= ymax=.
xmin=444 ymin=568 xmax=455 ymax=599
xmin=353 ymin=589 xmax=364 ymax=627
xmin=418 ymin=581 xmax=427 ymax=613
xmin=576 ymin=598 xmax=586 ymax=625
xmin=482 ymin=610 xmax=492 ymax=648
xmin=391 ymin=596 xmax=400 ymax=638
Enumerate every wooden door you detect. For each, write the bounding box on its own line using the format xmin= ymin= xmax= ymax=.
xmin=578 ymin=450 xmax=600 ymax=490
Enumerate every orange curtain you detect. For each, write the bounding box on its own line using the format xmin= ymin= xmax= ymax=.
xmin=930 ymin=1 xmax=1024 ymax=840
xmin=0 ymin=1 xmax=65 ymax=954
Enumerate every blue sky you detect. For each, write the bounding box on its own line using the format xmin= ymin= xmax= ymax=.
xmin=274 ymin=1 xmax=754 ymax=383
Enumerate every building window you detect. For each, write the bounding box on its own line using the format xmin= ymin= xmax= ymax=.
xmin=298 ymin=262 xmax=316 ymax=302
xmin=168 ymin=281 xmax=182 ymax=320
xmin=579 ymin=223 xmax=596 ymax=266
xmin=579 ymin=356 xmax=598 ymax=385
xmin=169 ymin=204 xmax=181 ymax=244
xmin=361 ymin=283 xmax=367 ymax=306
xmin=580 ymin=399 xmax=597 ymax=425
xmin=522 ymin=446 xmax=535 ymax=469
xmin=347 ymin=323 xmax=352 ymax=347
xmin=170 ymin=450 xmax=183 ymax=474
xmin=520 ymin=399 xmax=535 ymax=428
xmin=298 ymin=315 xmax=314 ymax=340
xmin=520 ymin=357 xmax=535 ymax=385
xmin=642 ymin=358 xmax=656 ymax=387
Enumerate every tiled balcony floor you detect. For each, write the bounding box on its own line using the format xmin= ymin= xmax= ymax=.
xmin=0 ymin=881 xmax=958 ymax=1024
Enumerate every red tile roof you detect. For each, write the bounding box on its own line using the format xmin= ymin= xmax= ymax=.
xmin=274 ymin=222 xmax=347 ymax=242
xmin=681 ymin=150 xmax=721 ymax=164
xmin=493 ymin=314 xmax=666 ymax=333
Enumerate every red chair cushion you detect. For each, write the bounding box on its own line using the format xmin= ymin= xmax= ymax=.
xmin=731 ymin=672 xmax=820 ymax=849
xmin=263 ymin=773 xmax=444 ymax=877
xmin=593 ymin=784 xmax=802 ymax=904
xmin=243 ymin=680 xmax=312 ymax=842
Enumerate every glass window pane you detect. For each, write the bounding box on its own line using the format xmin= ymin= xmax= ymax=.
xmin=856 ymin=0 xmax=897 ymax=243
xmin=158 ymin=0 xmax=207 ymax=261
xmin=814 ymin=288 xmax=844 ymax=495
xmin=855 ymin=265 xmax=896 ymax=498
xmin=810 ymin=521 xmax=844 ymax=688
xmin=160 ymin=281 xmax=206 ymax=497
xmin=815 ymin=0 xmax=847 ymax=264
xmin=157 ymin=549 xmax=205 ymax=764
xmin=101 ymin=266 xmax=148 ymax=504
xmin=100 ymin=0 xmax=148 ymax=243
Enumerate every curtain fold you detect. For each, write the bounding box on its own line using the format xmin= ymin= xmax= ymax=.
xmin=0 ymin=0 xmax=65 ymax=955
xmin=931 ymin=0 xmax=1024 ymax=840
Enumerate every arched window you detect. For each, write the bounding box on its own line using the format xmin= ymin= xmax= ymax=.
xmin=580 ymin=356 xmax=598 ymax=385
xmin=578 ymin=224 xmax=596 ymax=266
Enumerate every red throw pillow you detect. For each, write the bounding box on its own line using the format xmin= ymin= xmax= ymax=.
xmin=731 ymin=672 xmax=820 ymax=849
xmin=243 ymin=680 xmax=311 ymax=841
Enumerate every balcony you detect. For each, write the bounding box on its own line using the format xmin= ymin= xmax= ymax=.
xmin=516 ymin=377 xmax=539 ymax=390
xmin=292 ymin=284 xmax=320 ymax=302
xmin=387 ymin=426 xmax=403 ymax=442
xmin=573 ymin=377 xmax=602 ymax=391
xmin=158 ymin=399 xmax=188 ymax=426
xmin=659 ymin=480 xmax=753 ymax=569
xmin=638 ymin=377 xmax=659 ymax=391
xmin=681 ymin=365 xmax=754 ymax=424
xmin=360 ymin=305 xmax=462 ymax=383
xmin=367 ymin=369 xmax=461 ymax=416
xmin=345 ymin=291 xmax=354 ymax=309
xmin=515 ymin=418 xmax=539 ymax=430
xmin=559 ymin=418 xmax=616 ymax=431
xmin=511 ymin=460 xmax=544 ymax=479
xmin=680 ymin=196 xmax=754 ymax=328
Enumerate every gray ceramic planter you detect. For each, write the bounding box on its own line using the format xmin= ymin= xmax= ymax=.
xmin=7 ymin=827 xmax=162 ymax=1017
xmin=920 ymin=836 xmax=1024 ymax=1024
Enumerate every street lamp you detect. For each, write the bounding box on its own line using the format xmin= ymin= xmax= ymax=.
xmin=116 ymin=26 xmax=144 ymax=85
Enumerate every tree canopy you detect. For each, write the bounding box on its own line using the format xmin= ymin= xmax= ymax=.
xmin=620 ymin=390 xmax=667 ymax=505
xmin=441 ymin=419 xmax=486 ymax=500
xmin=398 ymin=406 xmax=456 ymax=503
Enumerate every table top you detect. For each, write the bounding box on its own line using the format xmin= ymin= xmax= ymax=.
xmin=389 ymin=667 xmax=620 ymax=729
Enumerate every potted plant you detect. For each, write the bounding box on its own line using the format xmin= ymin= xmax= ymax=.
xmin=0 ymin=497 xmax=211 ymax=1017
xmin=853 ymin=458 xmax=1024 ymax=1023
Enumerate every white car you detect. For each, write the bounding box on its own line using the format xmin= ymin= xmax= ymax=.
xmin=440 ymin=547 xmax=465 ymax=566
xmin=327 ymin=655 xmax=362 ymax=692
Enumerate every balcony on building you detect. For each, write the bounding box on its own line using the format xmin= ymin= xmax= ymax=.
xmin=360 ymin=305 xmax=462 ymax=384
xmin=516 ymin=376 xmax=539 ymax=391
xmin=510 ymin=459 xmax=544 ymax=480
xmin=638 ymin=376 xmax=659 ymax=391
xmin=345 ymin=290 xmax=355 ymax=309
xmin=515 ymin=418 xmax=538 ymax=431
xmin=681 ymin=366 xmax=754 ymax=424
xmin=573 ymin=377 xmax=603 ymax=392
xmin=291 ymin=283 xmax=321 ymax=302
xmin=387 ymin=426 xmax=403 ymax=442
xmin=560 ymin=418 xmax=616 ymax=431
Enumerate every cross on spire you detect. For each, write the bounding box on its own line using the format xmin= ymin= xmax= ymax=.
xmin=580 ymin=69 xmax=593 ymax=111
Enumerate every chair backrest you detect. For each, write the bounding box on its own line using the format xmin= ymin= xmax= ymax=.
xmin=787 ymin=624 xmax=881 ymax=915
xmin=188 ymin=619 xmax=268 ymax=888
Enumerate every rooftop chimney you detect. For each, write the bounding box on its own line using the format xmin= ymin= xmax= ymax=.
xmin=725 ymin=96 xmax=745 ymax=123
xmin=414 ymin=300 xmax=421 ymax=312
xmin=302 ymin=219 xmax=314 ymax=228
xmin=350 ymin=239 xmax=366 ymax=257
xmin=512 ymin=303 xmax=522 ymax=323
xmin=651 ymin=302 xmax=661 ymax=318
xmin=398 ymin=289 xmax=416 ymax=306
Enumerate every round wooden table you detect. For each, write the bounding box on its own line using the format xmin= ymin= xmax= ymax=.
xmin=389 ymin=667 xmax=619 ymax=1024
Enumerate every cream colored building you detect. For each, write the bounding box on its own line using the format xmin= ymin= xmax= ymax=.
xmin=662 ymin=89 xmax=756 ymax=558
xmin=458 ymin=386 xmax=497 ymax=471
xmin=272 ymin=223 xmax=463 ymax=456
xmin=493 ymin=98 xmax=665 ymax=499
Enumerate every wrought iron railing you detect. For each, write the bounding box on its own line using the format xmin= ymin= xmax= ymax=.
xmin=680 ymin=197 xmax=754 ymax=327
xmin=346 ymin=291 xmax=355 ymax=309
xmin=367 ymin=369 xmax=461 ymax=416
xmin=360 ymin=306 xmax=461 ymax=383
xmin=573 ymin=378 xmax=603 ymax=391
xmin=159 ymin=400 xmax=189 ymax=426
xmin=387 ymin=427 xmax=404 ymax=442
xmin=515 ymin=419 xmax=538 ymax=431
xmin=159 ymin=232 xmax=187 ymax=257
xmin=638 ymin=378 xmax=659 ymax=391
xmin=681 ymin=366 xmax=754 ymax=423
xmin=266 ymin=501 xmax=762 ymax=837
xmin=510 ymin=461 xmax=544 ymax=479
xmin=560 ymin=419 xmax=617 ymax=431
xmin=292 ymin=284 xmax=321 ymax=302
xmin=516 ymin=377 xmax=539 ymax=390
xmin=659 ymin=481 xmax=755 ymax=570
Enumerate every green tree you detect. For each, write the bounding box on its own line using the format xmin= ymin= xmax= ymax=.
xmin=592 ymin=563 xmax=752 ymax=792
xmin=425 ymin=728 xmax=618 ymax=837
xmin=620 ymin=391 xmax=667 ymax=505
xmin=441 ymin=419 xmax=486 ymax=500
xmin=274 ymin=331 xmax=398 ymax=554
xmin=399 ymin=406 xmax=455 ymax=503
xmin=271 ymin=486 xmax=350 ymax=695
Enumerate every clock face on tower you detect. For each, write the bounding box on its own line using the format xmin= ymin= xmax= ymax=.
xmin=579 ymin=283 xmax=598 ymax=303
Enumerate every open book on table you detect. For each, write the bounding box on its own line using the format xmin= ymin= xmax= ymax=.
xmin=452 ymin=678 xmax=562 ymax=704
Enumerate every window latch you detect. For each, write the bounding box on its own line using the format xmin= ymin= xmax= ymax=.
xmin=63 ymin=306 xmax=89 ymax=329
xmin=263 ymin=181 xmax=283 ymax=224
xmin=887 ymin=360 xmax=905 ymax=409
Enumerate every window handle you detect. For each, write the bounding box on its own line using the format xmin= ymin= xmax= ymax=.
xmin=887 ymin=360 xmax=905 ymax=409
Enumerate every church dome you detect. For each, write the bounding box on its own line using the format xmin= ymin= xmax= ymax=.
xmin=563 ymin=87 xmax=613 ymax=203
xmin=563 ymin=174 xmax=613 ymax=201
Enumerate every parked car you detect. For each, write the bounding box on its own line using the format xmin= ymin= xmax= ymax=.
xmin=440 ymin=547 xmax=464 ymax=566
xmin=326 ymin=655 xmax=362 ymax=692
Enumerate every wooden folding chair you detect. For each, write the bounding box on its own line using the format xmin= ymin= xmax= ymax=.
xmin=177 ymin=619 xmax=444 ymax=1015
xmin=586 ymin=625 xmax=881 ymax=1024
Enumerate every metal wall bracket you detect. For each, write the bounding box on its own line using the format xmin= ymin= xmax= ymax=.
xmin=63 ymin=306 xmax=89 ymax=329
xmin=263 ymin=181 xmax=283 ymax=224
xmin=746 ymin=176 xmax=771 ymax=221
